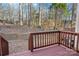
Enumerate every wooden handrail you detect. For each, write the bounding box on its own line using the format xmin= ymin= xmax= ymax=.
xmin=28 ymin=31 xmax=60 ymax=52
xmin=28 ymin=30 xmax=79 ymax=52
xmin=0 ymin=36 xmax=9 ymax=56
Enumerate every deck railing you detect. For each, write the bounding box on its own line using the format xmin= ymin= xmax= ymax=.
xmin=0 ymin=36 xmax=9 ymax=56
xmin=28 ymin=31 xmax=79 ymax=52
xmin=60 ymin=31 xmax=79 ymax=52
xmin=28 ymin=31 xmax=60 ymax=52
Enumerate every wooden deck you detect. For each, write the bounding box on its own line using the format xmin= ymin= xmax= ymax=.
xmin=9 ymin=45 xmax=78 ymax=56
xmin=1 ymin=30 xmax=79 ymax=56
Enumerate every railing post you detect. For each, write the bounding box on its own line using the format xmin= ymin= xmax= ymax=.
xmin=28 ymin=34 xmax=33 ymax=52
xmin=58 ymin=31 xmax=61 ymax=45
xmin=0 ymin=36 xmax=9 ymax=56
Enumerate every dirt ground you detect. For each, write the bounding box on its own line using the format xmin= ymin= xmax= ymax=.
xmin=0 ymin=33 xmax=29 ymax=54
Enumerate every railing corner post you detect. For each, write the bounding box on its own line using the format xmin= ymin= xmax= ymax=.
xmin=58 ymin=31 xmax=61 ymax=45
xmin=28 ymin=34 xmax=33 ymax=52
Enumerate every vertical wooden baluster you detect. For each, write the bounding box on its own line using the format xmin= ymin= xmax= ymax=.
xmin=63 ymin=32 xmax=65 ymax=45
xmin=53 ymin=32 xmax=55 ymax=44
xmin=73 ymin=35 xmax=75 ymax=50
xmin=51 ymin=33 xmax=53 ymax=44
xmin=54 ymin=33 xmax=56 ymax=43
xmin=60 ymin=32 xmax=62 ymax=44
xmin=55 ymin=32 xmax=56 ymax=44
xmin=51 ymin=33 xmax=52 ymax=44
xmin=44 ymin=34 xmax=46 ymax=46
xmin=70 ymin=34 xmax=72 ymax=48
xmin=56 ymin=32 xmax=58 ymax=43
xmin=35 ymin=35 xmax=37 ymax=48
xmin=45 ymin=33 xmax=47 ymax=46
xmin=50 ymin=33 xmax=52 ymax=45
xmin=34 ymin=35 xmax=36 ymax=48
xmin=68 ymin=34 xmax=70 ymax=48
xmin=50 ymin=32 xmax=52 ymax=45
xmin=40 ymin=34 xmax=41 ymax=47
xmin=49 ymin=33 xmax=51 ymax=44
xmin=64 ymin=32 xmax=66 ymax=45
xmin=65 ymin=33 xmax=67 ymax=46
xmin=47 ymin=33 xmax=49 ymax=45
xmin=52 ymin=32 xmax=54 ymax=44
xmin=62 ymin=32 xmax=64 ymax=45
xmin=38 ymin=34 xmax=39 ymax=47
xmin=42 ymin=34 xmax=45 ymax=46
xmin=33 ymin=35 xmax=35 ymax=48
xmin=51 ymin=32 xmax=53 ymax=44
xmin=61 ymin=32 xmax=62 ymax=44
xmin=58 ymin=32 xmax=60 ymax=45
xmin=46 ymin=33 xmax=47 ymax=45
xmin=62 ymin=32 xmax=64 ymax=44
xmin=46 ymin=33 xmax=48 ymax=45
xmin=63 ymin=33 xmax=65 ymax=44
xmin=54 ymin=33 xmax=57 ymax=43
xmin=47 ymin=33 xmax=48 ymax=45
xmin=67 ymin=33 xmax=69 ymax=47
xmin=43 ymin=34 xmax=45 ymax=46
xmin=48 ymin=33 xmax=49 ymax=45
xmin=76 ymin=35 xmax=79 ymax=52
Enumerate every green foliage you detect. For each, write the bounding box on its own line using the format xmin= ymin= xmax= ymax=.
xmin=50 ymin=3 xmax=68 ymax=15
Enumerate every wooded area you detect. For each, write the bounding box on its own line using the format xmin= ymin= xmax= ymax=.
xmin=0 ymin=3 xmax=77 ymax=31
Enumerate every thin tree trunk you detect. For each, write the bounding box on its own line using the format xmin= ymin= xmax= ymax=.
xmin=19 ymin=3 xmax=21 ymax=25
xmin=28 ymin=3 xmax=32 ymax=27
xmin=71 ymin=3 xmax=77 ymax=31
xmin=21 ymin=4 xmax=23 ymax=25
xmin=54 ymin=9 xmax=57 ymax=30
xmin=39 ymin=4 xmax=41 ymax=26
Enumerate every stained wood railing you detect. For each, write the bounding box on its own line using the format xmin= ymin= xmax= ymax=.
xmin=29 ymin=31 xmax=60 ymax=52
xmin=0 ymin=36 xmax=9 ymax=56
xmin=28 ymin=31 xmax=79 ymax=52
xmin=60 ymin=31 xmax=79 ymax=52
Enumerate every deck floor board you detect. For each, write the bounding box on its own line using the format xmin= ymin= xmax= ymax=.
xmin=9 ymin=45 xmax=78 ymax=56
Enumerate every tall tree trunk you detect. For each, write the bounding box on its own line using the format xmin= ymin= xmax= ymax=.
xmin=39 ymin=4 xmax=41 ymax=26
xmin=21 ymin=4 xmax=23 ymax=25
xmin=71 ymin=3 xmax=77 ymax=31
xmin=54 ymin=9 xmax=57 ymax=30
xmin=26 ymin=4 xmax=28 ymax=25
xmin=19 ymin=3 xmax=21 ymax=25
xmin=28 ymin=3 xmax=32 ymax=27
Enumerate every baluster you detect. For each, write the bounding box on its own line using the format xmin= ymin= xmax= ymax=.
xmin=50 ymin=33 xmax=52 ymax=45
xmin=62 ymin=32 xmax=64 ymax=45
xmin=38 ymin=34 xmax=39 ymax=47
xmin=49 ymin=32 xmax=51 ymax=45
xmin=53 ymin=32 xmax=55 ymax=44
xmin=35 ymin=35 xmax=36 ymax=48
xmin=67 ymin=33 xmax=70 ymax=47
xmin=39 ymin=34 xmax=41 ymax=47
xmin=70 ymin=34 xmax=72 ymax=48
xmin=46 ymin=33 xmax=48 ymax=45
xmin=73 ymin=35 xmax=75 ymax=50
xmin=44 ymin=33 xmax=46 ymax=46
xmin=55 ymin=32 xmax=56 ymax=43
xmin=33 ymin=35 xmax=35 ymax=48
xmin=63 ymin=32 xmax=65 ymax=45
xmin=42 ymin=34 xmax=44 ymax=46
xmin=76 ymin=35 xmax=79 ymax=52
